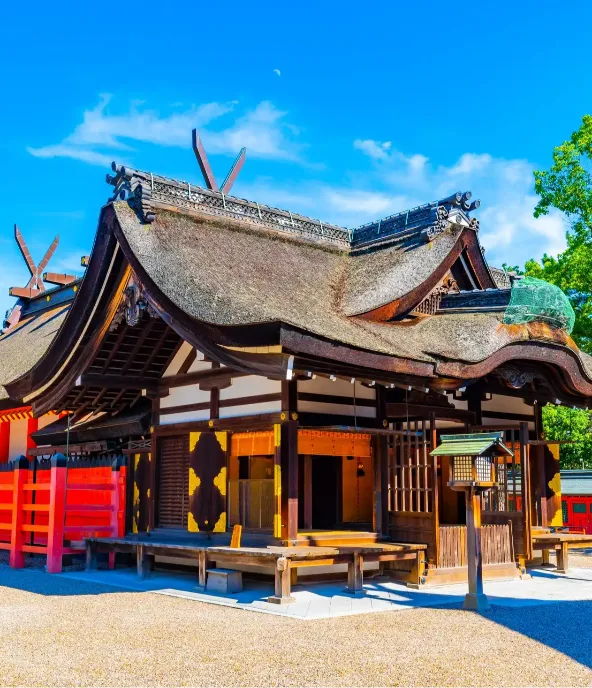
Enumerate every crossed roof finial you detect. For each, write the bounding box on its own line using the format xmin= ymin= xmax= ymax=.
xmin=9 ymin=226 xmax=78 ymax=301
xmin=10 ymin=226 xmax=59 ymax=299
xmin=191 ymin=129 xmax=246 ymax=195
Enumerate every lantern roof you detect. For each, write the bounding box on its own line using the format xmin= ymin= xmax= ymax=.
xmin=430 ymin=432 xmax=514 ymax=457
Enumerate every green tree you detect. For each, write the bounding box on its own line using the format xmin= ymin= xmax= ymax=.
xmin=541 ymin=404 xmax=592 ymax=469
xmin=528 ymin=115 xmax=592 ymax=467
xmin=526 ymin=114 xmax=592 ymax=353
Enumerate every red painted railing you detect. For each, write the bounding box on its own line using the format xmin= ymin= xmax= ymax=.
xmin=0 ymin=455 xmax=126 ymax=573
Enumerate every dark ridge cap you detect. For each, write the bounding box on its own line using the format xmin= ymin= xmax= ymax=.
xmin=107 ymin=163 xmax=352 ymax=249
xmin=106 ymin=164 xmax=483 ymax=253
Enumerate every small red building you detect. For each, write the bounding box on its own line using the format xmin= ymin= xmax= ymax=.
xmin=561 ymin=470 xmax=592 ymax=533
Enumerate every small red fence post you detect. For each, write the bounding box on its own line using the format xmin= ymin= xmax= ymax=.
xmin=46 ymin=454 xmax=67 ymax=574
xmin=9 ymin=457 xmax=29 ymax=568
xmin=108 ymin=457 xmax=126 ymax=569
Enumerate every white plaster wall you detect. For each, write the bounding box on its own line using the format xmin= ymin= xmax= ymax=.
xmin=160 ymin=385 xmax=210 ymax=409
xmin=298 ymin=377 xmax=376 ymax=400
xmin=298 ymin=400 xmax=376 ymax=418
xmin=220 ymin=376 xmax=281 ymax=400
xmin=219 ymin=400 xmax=282 ymax=419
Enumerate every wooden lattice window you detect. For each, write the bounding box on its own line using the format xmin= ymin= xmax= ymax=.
xmin=482 ymin=427 xmax=523 ymax=513
xmin=389 ymin=419 xmax=433 ymax=513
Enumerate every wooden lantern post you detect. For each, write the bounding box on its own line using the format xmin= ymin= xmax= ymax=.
xmin=431 ymin=432 xmax=514 ymax=612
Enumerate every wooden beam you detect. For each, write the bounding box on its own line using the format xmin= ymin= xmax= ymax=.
xmin=78 ymin=374 xmax=159 ymax=392
xmin=42 ymin=272 xmax=77 ymax=286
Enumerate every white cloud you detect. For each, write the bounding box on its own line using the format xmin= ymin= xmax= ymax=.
xmin=354 ymin=139 xmax=392 ymax=160
xmin=27 ymin=96 xmax=304 ymax=168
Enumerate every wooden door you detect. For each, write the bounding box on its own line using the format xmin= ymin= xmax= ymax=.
xmin=157 ymin=435 xmax=189 ymax=528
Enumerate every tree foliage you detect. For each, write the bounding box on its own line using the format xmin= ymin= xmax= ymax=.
xmin=528 ymin=115 xmax=592 ymax=468
xmin=542 ymin=405 xmax=592 ymax=469
xmin=526 ymin=114 xmax=592 ymax=354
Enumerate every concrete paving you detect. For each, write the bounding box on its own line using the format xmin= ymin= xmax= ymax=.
xmin=54 ymin=564 xmax=592 ymax=619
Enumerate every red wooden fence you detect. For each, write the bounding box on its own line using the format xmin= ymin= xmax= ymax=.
xmin=0 ymin=454 xmax=126 ymax=573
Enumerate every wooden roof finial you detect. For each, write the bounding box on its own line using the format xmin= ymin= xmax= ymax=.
xmin=9 ymin=226 xmax=76 ymax=299
xmin=192 ymin=129 xmax=246 ymax=195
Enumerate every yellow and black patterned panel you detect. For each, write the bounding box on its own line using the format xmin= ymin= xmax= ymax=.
xmin=188 ymin=431 xmax=227 ymax=533
xmin=133 ymin=452 xmax=152 ymax=533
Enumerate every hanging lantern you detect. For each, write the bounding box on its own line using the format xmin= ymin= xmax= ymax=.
xmin=431 ymin=432 xmax=512 ymax=491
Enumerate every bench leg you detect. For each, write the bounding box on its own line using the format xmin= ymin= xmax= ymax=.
xmin=108 ymin=551 xmax=116 ymax=570
xmin=542 ymin=549 xmax=550 ymax=566
xmin=345 ymin=552 xmax=364 ymax=596
xmin=556 ymin=543 xmax=569 ymax=573
xmin=407 ymin=551 xmax=425 ymax=589
xmin=85 ymin=542 xmax=97 ymax=571
xmin=137 ymin=544 xmax=150 ymax=579
xmin=268 ymin=557 xmax=295 ymax=604
xmin=197 ymin=550 xmax=207 ymax=589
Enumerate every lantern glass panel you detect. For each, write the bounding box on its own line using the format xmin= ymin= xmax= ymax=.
xmin=475 ymin=455 xmax=493 ymax=482
xmin=452 ymin=455 xmax=473 ymax=482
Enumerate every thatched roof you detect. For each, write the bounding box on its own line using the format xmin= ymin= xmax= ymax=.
xmin=0 ymin=303 xmax=69 ymax=401
xmin=113 ymin=201 xmax=589 ymax=373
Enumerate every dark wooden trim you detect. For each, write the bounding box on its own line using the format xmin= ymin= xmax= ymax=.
xmin=481 ymin=410 xmax=535 ymax=422
xmin=297 ymin=412 xmax=381 ymax=428
xmin=210 ymin=387 xmax=220 ymax=420
xmin=386 ymin=403 xmax=474 ymax=422
xmin=282 ymin=379 xmax=298 ymax=414
xmin=178 ymin=348 xmax=197 ymax=375
xmin=280 ymin=420 xmax=298 ymax=542
xmin=466 ymin=384 xmax=483 ymax=425
xmin=282 ymin=328 xmax=435 ymax=378
xmin=298 ymin=392 xmax=376 ymax=407
xmin=153 ymin=412 xmax=284 ymax=436
xmin=160 ymin=401 xmax=211 ymax=416
xmin=438 ymin=342 xmax=592 ymax=400
xmin=78 ymin=374 xmax=159 ymax=392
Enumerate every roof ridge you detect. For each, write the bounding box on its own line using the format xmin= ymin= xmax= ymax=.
xmin=106 ymin=163 xmax=481 ymax=253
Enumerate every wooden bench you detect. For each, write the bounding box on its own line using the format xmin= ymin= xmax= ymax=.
xmin=207 ymin=542 xmax=427 ymax=604
xmin=532 ymin=533 xmax=592 ymax=573
xmin=85 ymin=537 xmax=427 ymax=603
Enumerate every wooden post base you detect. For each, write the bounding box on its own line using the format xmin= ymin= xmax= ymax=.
xmin=463 ymin=592 xmax=490 ymax=612
xmin=556 ymin=543 xmax=569 ymax=574
xmin=267 ymin=594 xmax=297 ymax=605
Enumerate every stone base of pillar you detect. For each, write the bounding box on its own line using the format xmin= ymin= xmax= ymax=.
xmin=463 ymin=592 xmax=490 ymax=612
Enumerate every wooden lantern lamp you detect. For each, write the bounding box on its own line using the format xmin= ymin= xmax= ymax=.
xmin=430 ymin=432 xmax=514 ymax=612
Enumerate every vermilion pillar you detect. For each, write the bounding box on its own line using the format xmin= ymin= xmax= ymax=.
xmin=0 ymin=422 xmax=9 ymax=463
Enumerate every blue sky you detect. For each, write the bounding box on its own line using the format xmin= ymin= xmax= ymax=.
xmin=1 ymin=1 xmax=591 ymax=319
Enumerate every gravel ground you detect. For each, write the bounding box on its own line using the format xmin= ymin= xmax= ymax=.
xmin=1 ymin=564 xmax=592 ymax=687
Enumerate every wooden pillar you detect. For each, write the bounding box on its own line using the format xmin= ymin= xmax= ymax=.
xmin=9 ymin=457 xmax=28 ymax=569
xmin=372 ymin=386 xmax=389 ymax=536
xmin=466 ymin=385 xmax=483 ymax=425
xmin=46 ymin=454 xmax=68 ymax=574
xmin=544 ymin=443 xmax=563 ymax=527
xmin=430 ymin=412 xmax=440 ymax=567
xmin=303 ymin=455 xmax=312 ymax=530
xmin=346 ymin=551 xmax=364 ymax=595
xmin=520 ymin=421 xmax=533 ymax=561
xmin=463 ymin=486 xmax=489 ymax=611
xmin=268 ymin=556 xmax=295 ymax=604
xmin=274 ymin=421 xmax=298 ymax=543
xmin=0 ymin=421 xmax=10 ymax=463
